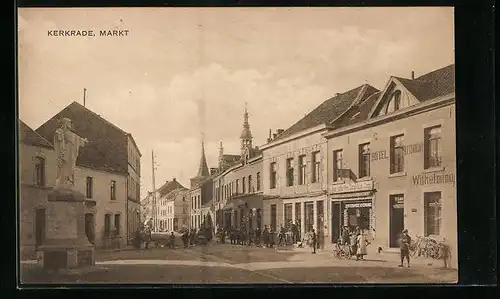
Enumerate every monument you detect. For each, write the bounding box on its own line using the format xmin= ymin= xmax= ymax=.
xmin=37 ymin=118 xmax=95 ymax=271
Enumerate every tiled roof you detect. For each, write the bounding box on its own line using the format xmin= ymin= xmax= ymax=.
xmin=334 ymin=91 xmax=381 ymax=128
xmin=157 ymin=180 xmax=186 ymax=197
xmin=164 ymin=187 xmax=189 ymax=201
xmin=222 ymin=154 xmax=241 ymax=164
xmin=396 ymin=64 xmax=455 ymax=101
xmin=35 ymin=101 xmax=130 ymax=175
xmin=272 ymin=84 xmax=378 ymax=141
xmin=19 ymin=120 xmax=53 ymax=149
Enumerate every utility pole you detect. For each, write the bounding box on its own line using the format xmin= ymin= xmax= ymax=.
xmin=83 ymin=88 xmax=87 ymax=107
xmin=151 ymin=150 xmax=156 ymax=232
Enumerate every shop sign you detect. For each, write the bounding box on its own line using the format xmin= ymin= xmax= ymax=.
xmin=331 ymin=180 xmax=373 ymax=194
xmin=371 ymin=142 xmax=424 ymax=162
xmin=412 ymin=173 xmax=455 ymax=185
xmin=345 ymin=202 xmax=372 ymax=208
xmin=392 ymin=196 xmax=404 ymax=209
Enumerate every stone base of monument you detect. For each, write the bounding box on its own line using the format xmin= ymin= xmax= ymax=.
xmin=37 ymin=186 xmax=96 ymax=272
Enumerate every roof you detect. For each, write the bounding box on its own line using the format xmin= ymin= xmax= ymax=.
xmin=157 ymin=180 xmax=186 ymax=197
xmin=126 ymin=133 xmax=142 ymax=157
xmin=35 ymin=101 xmax=131 ymax=175
xmin=196 ymin=141 xmax=210 ymax=178
xmin=272 ymin=84 xmax=379 ymax=141
xmin=19 ymin=120 xmax=54 ymax=149
xmin=164 ymin=187 xmax=189 ymax=201
xmin=338 ymin=91 xmax=382 ymax=128
xmin=395 ymin=64 xmax=455 ymax=101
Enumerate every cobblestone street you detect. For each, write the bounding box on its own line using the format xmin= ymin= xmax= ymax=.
xmin=20 ymin=244 xmax=458 ymax=285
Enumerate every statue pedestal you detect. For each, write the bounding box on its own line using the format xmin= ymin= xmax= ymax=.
xmin=37 ymin=187 xmax=95 ymax=271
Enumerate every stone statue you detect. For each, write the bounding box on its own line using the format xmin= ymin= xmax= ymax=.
xmin=54 ymin=118 xmax=88 ymax=187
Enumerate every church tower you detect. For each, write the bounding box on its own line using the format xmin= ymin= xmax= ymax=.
xmin=218 ymin=141 xmax=224 ymax=170
xmin=196 ymin=134 xmax=210 ymax=178
xmin=240 ymin=103 xmax=253 ymax=160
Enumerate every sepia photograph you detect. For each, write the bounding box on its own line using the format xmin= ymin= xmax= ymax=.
xmin=17 ymin=7 xmax=458 ymax=285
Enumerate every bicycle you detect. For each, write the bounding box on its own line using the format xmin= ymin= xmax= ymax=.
xmin=333 ymin=241 xmax=351 ymax=259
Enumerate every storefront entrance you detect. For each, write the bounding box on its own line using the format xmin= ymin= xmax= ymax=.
xmin=390 ymin=194 xmax=405 ymax=248
xmin=331 ymin=202 xmax=341 ymax=243
xmin=35 ymin=208 xmax=46 ymax=248
xmin=344 ymin=203 xmax=371 ymax=232
xmin=84 ymin=213 xmax=95 ymax=244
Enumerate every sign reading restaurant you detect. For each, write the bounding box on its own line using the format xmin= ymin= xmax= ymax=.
xmin=331 ymin=180 xmax=374 ymax=194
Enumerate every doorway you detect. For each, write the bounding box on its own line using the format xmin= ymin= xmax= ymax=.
xmin=35 ymin=208 xmax=45 ymax=248
xmin=331 ymin=202 xmax=341 ymax=243
xmin=389 ymin=195 xmax=405 ymax=248
xmin=85 ymin=213 xmax=95 ymax=244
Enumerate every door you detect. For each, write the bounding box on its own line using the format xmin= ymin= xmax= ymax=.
xmin=331 ymin=202 xmax=341 ymax=243
xmin=390 ymin=195 xmax=405 ymax=248
xmin=35 ymin=208 xmax=45 ymax=248
xmin=85 ymin=213 xmax=95 ymax=244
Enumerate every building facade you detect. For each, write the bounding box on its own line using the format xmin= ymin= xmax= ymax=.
xmin=126 ymin=134 xmax=142 ymax=244
xmin=260 ymin=84 xmax=378 ymax=245
xmin=323 ymin=64 xmax=456 ymax=267
xmin=19 ymin=121 xmax=57 ymax=259
xmin=159 ymin=187 xmax=189 ymax=232
xmin=189 ymin=141 xmax=213 ymax=230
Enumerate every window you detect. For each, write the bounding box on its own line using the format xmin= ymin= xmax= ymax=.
xmin=359 ymin=143 xmax=371 ymax=178
xmin=236 ymin=179 xmax=239 ymax=194
xmin=312 ymin=152 xmax=320 ymax=183
xmin=33 ymin=157 xmax=45 ymax=186
xmin=104 ymin=214 xmax=111 ymax=234
xmin=270 ymin=163 xmax=277 ymax=189
xmin=390 ymin=135 xmax=405 ymax=173
xmin=424 ymin=126 xmax=442 ymax=169
xmin=332 ymin=150 xmax=343 ymax=181
xmin=270 ymin=204 xmax=277 ymax=231
xmin=256 ymin=172 xmax=261 ymax=191
xmin=424 ymin=192 xmax=442 ymax=236
xmin=242 ymin=177 xmax=246 ymax=193
xmin=248 ymin=175 xmax=252 ymax=192
xmin=316 ymin=201 xmax=324 ymax=232
xmin=298 ymin=155 xmax=306 ymax=185
xmin=114 ymin=214 xmax=121 ymax=234
xmin=392 ymin=90 xmax=402 ymax=111
xmin=86 ymin=177 xmax=93 ymax=199
xmin=286 ymin=158 xmax=294 ymax=186
xmin=110 ymin=180 xmax=116 ymax=200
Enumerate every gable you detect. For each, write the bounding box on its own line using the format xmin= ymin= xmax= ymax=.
xmin=369 ymin=79 xmax=420 ymax=118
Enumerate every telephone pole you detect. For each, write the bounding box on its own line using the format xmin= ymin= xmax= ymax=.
xmin=151 ymin=150 xmax=156 ymax=232
xmin=83 ymin=88 xmax=87 ymax=107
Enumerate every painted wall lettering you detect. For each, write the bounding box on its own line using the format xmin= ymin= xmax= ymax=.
xmin=371 ymin=150 xmax=388 ymax=161
xmin=412 ymin=173 xmax=455 ymax=185
xmin=371 ymin=142 xmax=424 ymax=162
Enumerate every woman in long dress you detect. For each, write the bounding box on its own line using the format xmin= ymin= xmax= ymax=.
xmin=356 ymin=231 xmax=369 ymax=261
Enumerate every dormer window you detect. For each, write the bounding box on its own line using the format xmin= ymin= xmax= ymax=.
xmin=392 ymin=90 xmax=402 ymax=111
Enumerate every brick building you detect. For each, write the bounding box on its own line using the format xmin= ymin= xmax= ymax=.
xmin=35 ymin=102 xmax=142 ymax=249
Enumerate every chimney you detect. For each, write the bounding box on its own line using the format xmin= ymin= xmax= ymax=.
xmin=277 ymin=129 xmax=284 ymax=135
xmin=335 ymin=93 xmax=341 ymax=96
xmin=411 ymin=71 xmax=415 ymax=80
xmin=173 ymin=178 xmax=176 ymax=182
xmin=267 ymin=129 xmax=272 ymax=142
xmin=273 ymin=133 xmax=277 ymax=139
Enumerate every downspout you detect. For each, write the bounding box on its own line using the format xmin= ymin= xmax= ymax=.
xmin=126 ymin=174 xmax=129 ymax=246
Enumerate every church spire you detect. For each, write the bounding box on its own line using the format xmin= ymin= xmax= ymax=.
xmin=240 ymin=103 xmax=253 ymax=156
xmin=197 ymin=133 xmax=209 ymax=178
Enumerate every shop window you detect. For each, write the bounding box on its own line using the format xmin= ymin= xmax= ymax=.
xmin=295 ymin=203 xmax=301 ymax=226
xmin=33 ymin=157 xmax=45 ymax=187
xmin=256 ymin=172 xmax=261 ymax=191
xmin=332 ymin=150 xmax=343 ymax=181
xmin=298 ymin=155 xmax=306 ymax=185
xmin=270 ymin=204 xmax=277 ymax=231
xmin=312 ymin=151 xmax=320 ymax=183
xmin=305 ymin=202 xmax=314 ymax=231
xmin=316 ymin=201 xmax=324 ymax=233
xmin=359 ymin=143 xmax=371 ymax=178
xmin=424 ymin=192 xmax=442 ymax=236
xmin=270 ymin=163 xmax=277 ymax=189
xmin=284 ymin=203 xmax=293 ymax=228
xmin=424 ymin=126 xmax=442 ymax=169
xmin=390 ymin=135 xmax=405 ymax=173
xmin=286 ymin=158 xmax=294 ymax=186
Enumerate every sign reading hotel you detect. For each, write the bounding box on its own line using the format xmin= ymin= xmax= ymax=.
xmin=371 ymin=142 xmax=424 ymax=161
xmin=331 ymin=180 xmax=374 ymax=193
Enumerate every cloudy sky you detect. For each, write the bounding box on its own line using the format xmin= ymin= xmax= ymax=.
xmin=18 ymin=7 xmax=454 ymax=198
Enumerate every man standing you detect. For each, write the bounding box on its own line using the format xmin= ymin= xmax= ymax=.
xmin=311 ymin=228 xmax=317 ymax=254
xmin=399 ymin=229 xmax=412 ymax=267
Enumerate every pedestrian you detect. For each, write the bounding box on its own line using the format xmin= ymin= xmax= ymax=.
xmin=182 ymin=230 xmax=188 ymax=249
xmin=341 ymin=226 xmax=350 ymax=245
xmin=349 ymin=231 xmax=358 ymax=258
xmin=169 ymin=232 xmax=176 ymax=249
xmin=399 ymin=229 xmax=412 ymax=267
xmin=262 ymin=226 xmax=269 ymax=248
xmin=356 ymin=230 xmax=370 ymax=260
xmin=279 ymin=225 xmax=285 ymax=247
xmin=144 ymin=226 xmax=152 ymax=250
xmin=311 ymin=228 xmax=317 ymax=254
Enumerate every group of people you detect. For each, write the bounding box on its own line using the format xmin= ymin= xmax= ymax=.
xmin=339 ymin=226 xmax=371 ymax=260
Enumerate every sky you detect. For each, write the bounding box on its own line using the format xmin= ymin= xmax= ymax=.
xmin=18 ymin=7 xmax=454 ymax=198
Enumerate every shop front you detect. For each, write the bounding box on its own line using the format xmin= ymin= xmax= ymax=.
xmin=329 ymin=180 xmax=375 ymax=244
xmin=221 ymin=194 xmax=263 ymax=232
